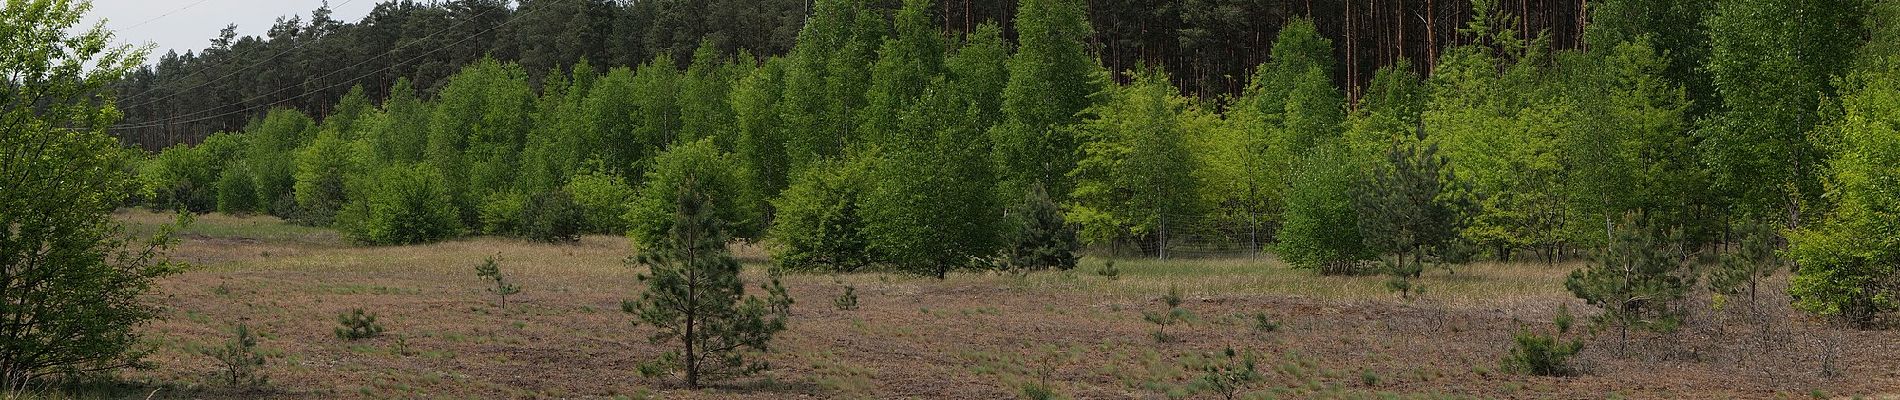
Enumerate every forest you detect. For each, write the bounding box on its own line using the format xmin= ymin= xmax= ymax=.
xmin=5 ymin=0 xmax=1900 ymax=397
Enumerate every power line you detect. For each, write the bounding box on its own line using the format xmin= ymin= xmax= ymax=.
xmin=112 ymin=1 xmax=541 ymax=131
xmin=117 ymin=0 xmax=363 ymax=104
xmin=118 ymin=0 xmax=216 ymax=31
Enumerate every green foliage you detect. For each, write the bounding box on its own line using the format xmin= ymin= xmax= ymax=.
xmin=678 ymin=42 xmax=738 ymax=147
xmin=1787 ymin=57 xmax=1900 ymax=326
xmin=1094 ymin=259 xmax=1120 ymax=280
xmin=1250 ymin=313 xmax=1281 ymax=333
xmin=339 ymin=164 xmax=463 ymax=245
xmin=623 ymin=176 xmax=789 ymax=389
xmin=1502 ymin=304 xmax=1584 ymax=376
xmin=215 ymin=163 xmax=261 ymax=214
xmin=478 ymin=191 xmax=530 ymax=236
xmin=1708 ymin=219 xmax=1781 ymax=306
xmin=770 ymin=158 xmax=876 ymax=272
xmin=1277 ymin=142 xmax=1371 ymax=275
xmin=1354 ymin=140 xmax=1467 ymax=296
xmin=1068 ymin=67 xmax=1201 ymax=260
xmin=205 ymin=324 xmax=268 ymax=387
xmin=142 ymin=133 xmax=245 ymax=212
xmin=246 ymin=108 xmax=317 ymax=217
xmin=1425 ymin=3 xmax=1568 ymax=261
xmin=731 ymin=57 xmax=792 ymax=199
xmin=1004 ymin=184 xmax=1081 ymax=272
xmin=1556 ymin=37 xmax=1705 ymax=247
xmin=564 ymin=165 xmax=636 ymax=234
xmin=856 ymin=0 xmax=946 ymax=146
xmin=519 ymin=190 xmax=585 ymax=243
xmin=833 ymin=283 xmax=860 ymax=311
xmin=994 ymin=0 xmax=1101 ymax=203
xmin=334 ymin=309 xmax=385 ymax=340
xmin=1232 ymin=18 xmax=1345 ymax=231
xmin=1699 ymin=0 xmax=1867 ymax=221
xmin=862 ymin=79 xmax=1001 ymax=278
xmin=427 ymin=58 xmax=535 ymax=225
xmin=626 ymin=138 xmax=760 ymax=251
xmin=0 ymin=0 xmax=177 ymax=386
xmin=475 ymin=254 xmax=521 ymax=307
xmin=1565 ymin=218 xmax=1694 ymax=346
xmin=292 ymin=131 xmax=367 ymax=226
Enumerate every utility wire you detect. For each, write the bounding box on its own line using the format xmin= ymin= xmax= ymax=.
xmin=117 ymin=0 xmax=362 ymax=105
xmin=112 ymin=1 xmax=543 ymax=131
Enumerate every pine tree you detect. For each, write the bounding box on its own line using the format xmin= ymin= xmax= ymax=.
xmin=1565 ymin=218 xmax=1695 ymax=350
xmin=1002 ymin=183 xmax=1080 ymax=271
xmin=624 ymin=176 xmax=790 ymax=389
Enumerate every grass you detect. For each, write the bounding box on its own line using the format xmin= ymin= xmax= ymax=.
xmin=62 ymin=210 xmax=1900 ymax=399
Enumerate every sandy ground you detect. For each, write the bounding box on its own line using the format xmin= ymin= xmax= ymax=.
xmin=95 ymin=210 xmax=1900 ymax=399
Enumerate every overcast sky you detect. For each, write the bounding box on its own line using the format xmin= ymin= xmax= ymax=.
xmin=84 ymin=0 xmax=379 ymax=61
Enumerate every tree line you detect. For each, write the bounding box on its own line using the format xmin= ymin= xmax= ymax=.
xmin=109 ymin=0 xmax=1601 ymax=151
xmin=130 ymin=0 xmax=1900 ymax=329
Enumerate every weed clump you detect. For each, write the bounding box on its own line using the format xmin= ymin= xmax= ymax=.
xmin=335 ymin=308 xmax=385 ymax=340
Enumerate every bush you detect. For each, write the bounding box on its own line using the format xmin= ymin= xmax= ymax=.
xmin=625 ymin=138 xmax=761 ymax=250
xmin=1502 ymin=305 xmax=1583 ymax=376
xmin=1190 ymin=347 xmax=1262 ymax=400
xmin=340 ymin=164 xmax=463 ymax=245
xmin=205 ymin=324 xmax=267 ymax=387
xmin=1278 ymin=143 xmax=1372 ymax=275
xmin=291 ymin=131 xmax=363 ymax=226
xmin=769 ymin=158 xmax=875 ymax=272
xmin=1095 ymin=259 xmax=1121 ymax=280
xmin=1565 ymin=218 xmax=1693 ymax=347
xmin=564 ymin=166 xmax=635 ymax=234
xmin=215 ymin=163 xmax=261 ymax=214
xmin=519 ymin=190 xmax=585 ymax=243
xmin=1 ymin=4 xmax=180 ymax=385
xmin=478 ymin=191 xmax=529 ymax=236
xmin=334 ymin=309 xmax=385 ymax=340
xmin=833 ymin=283 xmax=860 ymax=311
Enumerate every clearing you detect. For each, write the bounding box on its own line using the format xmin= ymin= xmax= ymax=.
xmin=89 ymin=210 xmax=1900 ymax=399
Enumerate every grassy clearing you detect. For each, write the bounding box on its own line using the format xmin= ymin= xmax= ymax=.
xmin=84 ymin=210 xmax=1900 ymax=399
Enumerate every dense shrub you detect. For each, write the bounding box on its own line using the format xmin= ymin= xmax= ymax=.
xmin=478 ymin=191 xmax=530 ymax=235
xmin=340 ymin=164 xmax=463 ymax=245
xmin=334 ymin=308 xmax=385 ymax=340
xmin=565 ymin=166 xmax=637 ymax=234
xmin=215 ymin=163 xmax=261 ymax=213
xmin=769 ymin=158 xmax=875 ymax=272
xmin=519 ymin=190 xmax=585 ymax=243
xmin=625 ymin=138 xmax=761 ymax=250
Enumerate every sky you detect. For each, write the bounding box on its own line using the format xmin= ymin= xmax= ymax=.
xmin=83 ymin=0 xmax=379 ymax=62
